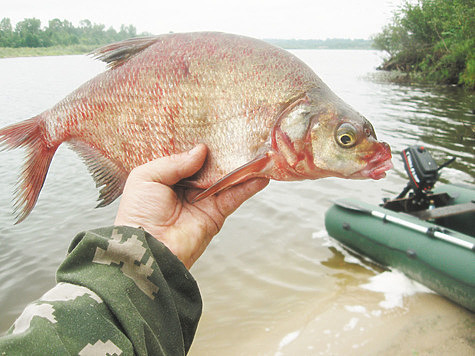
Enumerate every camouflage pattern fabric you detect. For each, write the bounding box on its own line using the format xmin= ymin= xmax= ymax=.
xmin=0 ymin=226 xmax=202 ymax=355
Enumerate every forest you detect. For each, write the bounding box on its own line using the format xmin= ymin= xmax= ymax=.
xmin=372 ymin=0 xmax=474 ymax=89
xmin=264 ymin=38 xmax=372 ymax=50
xmin=0 ymin=17 xmax=141 ymax=48
xmin=0 ymin=17 xmax=371 ymax=51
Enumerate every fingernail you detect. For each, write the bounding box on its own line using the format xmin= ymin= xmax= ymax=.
xmin=188 ymin=145 xmax=202 ymax=155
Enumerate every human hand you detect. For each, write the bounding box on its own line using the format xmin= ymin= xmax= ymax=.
xmin=114 ymin=144 xmax=269 ymax=269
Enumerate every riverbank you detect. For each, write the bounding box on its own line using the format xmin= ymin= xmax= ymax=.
xmin=371 ymin=67 xmax=475 ymax=91
xmin=372 ymin=0 xmax=474 ymax=91
xmin=0 ymin=45 xmax=98 ymax=58
xmin=0 ymin=38 xmax=374 ymax=58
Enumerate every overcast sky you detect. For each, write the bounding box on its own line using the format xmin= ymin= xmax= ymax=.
xmin=4 ymin=0 xmax=403 ymax=39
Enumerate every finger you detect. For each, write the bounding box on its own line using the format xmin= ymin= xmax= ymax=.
xmin=131 ymin=144 xmax=208 ymax=186
xmin=215 ymin=178 xmax=269 ymax=217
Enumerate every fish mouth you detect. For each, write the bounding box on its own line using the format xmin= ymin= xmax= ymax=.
xmin=367 ymin=159 xmax=393 ymax=179
xmin=353 ymin=142 xmax=393 ymax=180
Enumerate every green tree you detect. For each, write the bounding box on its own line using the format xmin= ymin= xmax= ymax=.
xmin=119 ymin=25 xmax=137 ymax=39
xmin=45 ymin=19 xmax=79 ymax=46
xmin=373 ymin=0 xmax=475 ymax=89
xmin=0 ymin=17 xmax=144 ymax=52
xmin=0 ymin=18 xmax=14 ymax=46
xmin=15 ymin=18 xmax=43 ymax=47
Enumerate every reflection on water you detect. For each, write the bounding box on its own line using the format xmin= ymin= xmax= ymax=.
xmin=0 ymin=50 xmax=473 ymax=355
xmin=321 ymin=246 xmax=383 ymax=275
xmin=385 ymin=84 xmax=474 ymax=179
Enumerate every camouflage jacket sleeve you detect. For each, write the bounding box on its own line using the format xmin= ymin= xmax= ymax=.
xmin=0 ymin=226 xmax=202 ymax=356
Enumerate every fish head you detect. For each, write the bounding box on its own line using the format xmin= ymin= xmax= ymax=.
xmin=272 ymin=88 xmax=393 ymax=181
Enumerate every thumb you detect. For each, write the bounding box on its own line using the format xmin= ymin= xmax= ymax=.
xmin=131 ymin=144 xmax=208 ymax=186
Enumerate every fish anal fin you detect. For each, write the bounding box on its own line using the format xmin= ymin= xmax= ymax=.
xmin=192 ymin=153 xmax=272 ymax=202
xmin=68 ymin=141 xmax=127 ymax=207
xmin=90 ymin=36 xmax=160 ymax=69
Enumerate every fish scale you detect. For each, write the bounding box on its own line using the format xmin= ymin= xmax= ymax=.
xmin=0 ymin=32 xmax=392 ymax=223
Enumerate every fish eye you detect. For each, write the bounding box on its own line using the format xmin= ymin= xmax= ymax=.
xmin=336 ymin=123 xmax=357 ymax=148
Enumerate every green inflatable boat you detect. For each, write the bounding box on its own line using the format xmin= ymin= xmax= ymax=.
xmin=325 ymin=146 xmax=475 ymax=311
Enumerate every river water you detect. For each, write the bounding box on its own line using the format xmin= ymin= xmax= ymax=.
xmin=0 ymin=50 xmax=473 ymax=355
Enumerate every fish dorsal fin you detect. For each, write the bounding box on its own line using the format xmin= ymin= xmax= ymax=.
xmin=91 ymin=36 xmax=160 ymax=69
xmin=68 ymin=140 xmax=128 ymax=207
xmin=192 ymin=153 xmax=272 ymax=202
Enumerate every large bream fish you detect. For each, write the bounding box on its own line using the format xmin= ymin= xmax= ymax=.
xmin=0 ymin=32 xmax=392 ymax=223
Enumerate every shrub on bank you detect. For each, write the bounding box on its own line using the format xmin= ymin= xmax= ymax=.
xmin=373 ymin=0 xmax=475 ymax=90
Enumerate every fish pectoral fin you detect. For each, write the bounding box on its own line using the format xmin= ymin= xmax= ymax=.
xmin=68 ymin=140 xmax=128 ymax=207
xmin=192 ymin=153 xmax=272 ymax=203
xmin=91 ymin=36 xmax=160 ymax=69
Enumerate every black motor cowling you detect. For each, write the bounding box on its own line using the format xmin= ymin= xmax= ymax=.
xmin=401 ymin=145 xmax=439 ymax=193
xmin=393 ymin=145 xmax=455 ymax=203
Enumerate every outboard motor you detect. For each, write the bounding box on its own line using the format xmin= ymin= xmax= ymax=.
xmin=401 ymin=146 xmax=439 ymax=195
xmin=383 ymin=145 xmax=455 ymax=212
xmin=382 ymin=145 xmax=474 ymax=235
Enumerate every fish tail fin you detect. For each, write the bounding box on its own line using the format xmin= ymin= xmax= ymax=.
xmin=0 ymin=117 xmax=57 ymax=223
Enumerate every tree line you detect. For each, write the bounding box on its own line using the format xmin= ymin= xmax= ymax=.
xmin=0 ymin=18 xmax=144 ymax=48
xmin=372 ymin=0 xmax=474 ymax=89
xmin=265 ymin=38 xmax=372 ymax=50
